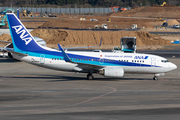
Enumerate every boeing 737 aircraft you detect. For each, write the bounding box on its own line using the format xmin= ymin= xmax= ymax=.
xmin=5 ymin=13 xmax=177 ymax=80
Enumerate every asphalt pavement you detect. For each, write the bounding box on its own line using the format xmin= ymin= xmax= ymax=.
xmin=0 ymin=57 xmax=180 ymax=120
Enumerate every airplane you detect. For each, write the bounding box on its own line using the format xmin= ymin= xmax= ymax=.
xmin=4 ymin=13 xmax=177 ymax=80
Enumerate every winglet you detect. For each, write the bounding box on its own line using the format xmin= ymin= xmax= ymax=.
xmin=58 ymin=44 xmax=72 ymax=62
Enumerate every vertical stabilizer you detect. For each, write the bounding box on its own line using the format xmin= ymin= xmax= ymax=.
xmin=7 ymin=13 xmax=44 ymax=53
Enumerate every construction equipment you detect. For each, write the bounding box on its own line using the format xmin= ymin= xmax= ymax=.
xmin=119 ymin=8 xmax=127 ymax=11
xmin=131 ymin=24 xmax=144 ymax=30
xmin=161 ymin=2 xmax=166 ymax=6
xmin=23 ymin=10 xmax=27 ymax=17
xmin=94 ymin=24 xmax=108 ymax=29
xmin=156 ymin=18 xmax=166 ymax=22
xmin=111 ymin=6 xmax=119 ymax=12
xmin=29 ymin=12 xmax=33 ymax=17
xmin=106 ymin=18 xmax=111 ymax=22
xmin=111 ymin=6 xmax=127 ymax=12
xmin=156 ymin=22 xmax=168 ymax=29
xmin=0 ymin=8 xmax=15 ymax=26
xmin=80 ymin=18 xmax=86 ymax=21
xmin=23 ymin=10 xmax=33 ymax=17
xmin=90 ymin=18 xmax=98 ymax=21
xmin=131 ymin=24 xmax=137 ymax=30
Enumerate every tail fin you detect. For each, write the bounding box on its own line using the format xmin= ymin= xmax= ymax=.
xmin=7 ymin=13 xmax=44 ymax=53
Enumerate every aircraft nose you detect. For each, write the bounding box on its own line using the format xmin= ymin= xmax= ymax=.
xmin=170 ymin=63 xmax=177 ymax=70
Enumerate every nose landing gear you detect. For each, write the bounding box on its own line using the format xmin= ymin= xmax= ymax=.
xmin=153 ymin=76 xmax=158 ymax=80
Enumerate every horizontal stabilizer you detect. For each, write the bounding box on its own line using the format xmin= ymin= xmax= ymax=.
xmin=0 ymin=40 xmax=11 ymax=43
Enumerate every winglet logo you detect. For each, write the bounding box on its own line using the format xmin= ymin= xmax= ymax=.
xmin=134 ymin=56 xmax=149 ymax=59
xmin=12 ymin=25 xmax=32 ymax=45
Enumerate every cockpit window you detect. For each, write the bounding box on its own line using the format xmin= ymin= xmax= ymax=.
xmin=161 ymin=60 xmax=169 ymax=63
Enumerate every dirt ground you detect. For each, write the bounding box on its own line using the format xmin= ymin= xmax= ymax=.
xmin=1 ymin=5 xmax=180 ymax=49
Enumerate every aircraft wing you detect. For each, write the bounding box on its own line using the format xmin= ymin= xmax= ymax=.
xmin=0 ymin=47 xmax=6 ymax=52
xmin=5 ymin=48 xmax=28 ymax=56
xmin=58 ymin=44 xmax=104 ymax=70
xmin=0 ymin=46 xmax=28 ymax=57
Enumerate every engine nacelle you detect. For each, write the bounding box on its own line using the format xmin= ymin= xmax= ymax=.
xmin=8 ymin=52 xmax=13 ymax=58
xmin=99 ymin=67 xmax=124 ymax=77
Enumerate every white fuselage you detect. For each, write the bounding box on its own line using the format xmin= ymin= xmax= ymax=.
xmin=12 ymin=50 xmax=177 ymax=75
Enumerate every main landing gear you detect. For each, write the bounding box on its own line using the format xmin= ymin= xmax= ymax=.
xmin=153 ymin=76 xmax=158 ymax=81
xmin=87 ymin=73 xmax=94 ymax=80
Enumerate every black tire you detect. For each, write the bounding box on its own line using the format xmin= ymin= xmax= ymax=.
xmin=153 ymin=76 xmax=158 ymax=81
xmin=87 ymin=74 xmax=94 ymax=80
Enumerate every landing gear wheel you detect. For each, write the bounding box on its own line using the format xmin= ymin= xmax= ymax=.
xmin=153 ymin=76 xmax=158 ymax=81
xmin=87 ymin=73 xmax=94 ymax=80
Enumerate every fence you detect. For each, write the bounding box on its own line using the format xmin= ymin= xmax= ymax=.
xmin=0 ymin=7 xmax=121 ymax=14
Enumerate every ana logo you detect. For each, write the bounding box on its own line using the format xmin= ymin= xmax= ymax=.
xmin=134 ymin=56 xmax=148 ymax=59
xmin=12 ymin=25 xmax=32 ymax=45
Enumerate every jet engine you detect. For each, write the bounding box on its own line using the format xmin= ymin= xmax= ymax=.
xmin=8 ymin=52 xmax=13 ymax=58
xmin=99 ymin=67 xmax=124 ymax=77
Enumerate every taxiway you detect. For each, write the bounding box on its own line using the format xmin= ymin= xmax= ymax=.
xmin=0 ymin=58 xmax=180 ymax=120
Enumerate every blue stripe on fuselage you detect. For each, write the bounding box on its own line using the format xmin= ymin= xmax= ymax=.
xmin=25 ymin=51 xmax=154 ymax=67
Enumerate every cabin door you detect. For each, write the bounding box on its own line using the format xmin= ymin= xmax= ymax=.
xmin=151 ymin=57 xmax=156 ymax=67
xmin=40 ymin=54 xmax=45 ymax=64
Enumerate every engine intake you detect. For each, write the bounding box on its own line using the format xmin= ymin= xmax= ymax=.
xmin=99 ymin=67 xmax=124 ymax=77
